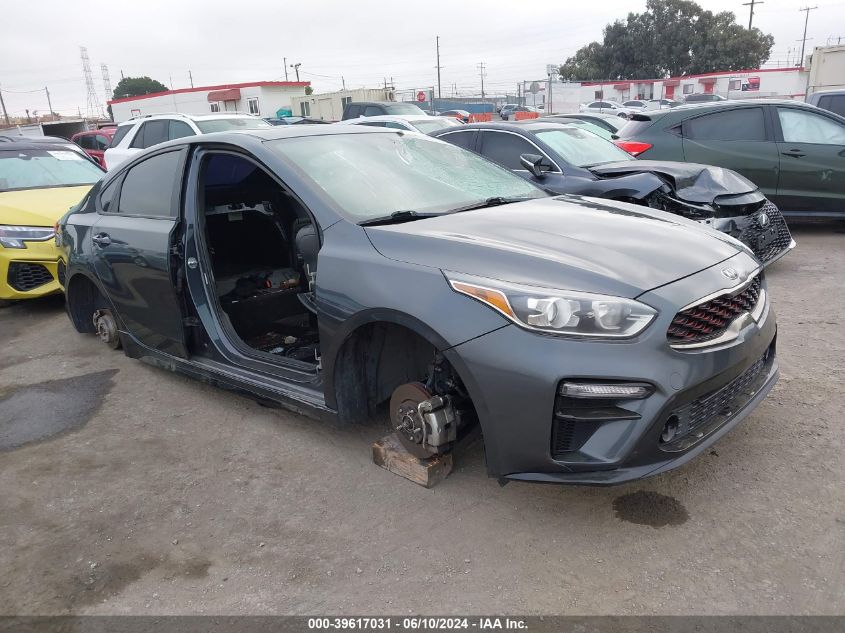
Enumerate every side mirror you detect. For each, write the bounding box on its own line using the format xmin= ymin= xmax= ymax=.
xmin=519 ymin=153 xmax=551 ymax=179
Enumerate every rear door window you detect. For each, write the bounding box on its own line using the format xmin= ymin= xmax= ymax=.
xmin=684 ymin=108 xmax=767 ymax=141
xmin=130 ymin=120 xmax=169 ymax=149
xmin=76 ymin=135 xmax=95 ymax=150
xmin=363 ymin=106 xmax=384 ymax=117
xmin=345 ymin=104 xmax=362 ymax=118
xmin=478 ymin=131 xmax=539 ymax=170
xmin=438 ymin=130 xmax=476 ymax=150
xmin=116 ymin=151 xmax=182 ymax=217
xmin=816 ymin=94 xmax=845 ymax=117
xmin=94 ymin=134 xmax=111 ymax=150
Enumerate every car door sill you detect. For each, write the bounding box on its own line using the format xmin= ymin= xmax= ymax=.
xmin=122 ymin=331 xmax=330 ymax=413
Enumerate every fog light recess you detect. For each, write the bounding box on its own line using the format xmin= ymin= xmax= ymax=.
xmin=660 ymin=415 xmax=679 ymax=444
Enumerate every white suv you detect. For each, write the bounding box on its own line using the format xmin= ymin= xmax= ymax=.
xmin=103 ymin=113 xmax=271 ymax=171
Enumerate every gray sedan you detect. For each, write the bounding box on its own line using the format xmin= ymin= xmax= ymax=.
xmin=59 ymin=127 xmax=778 ymax=485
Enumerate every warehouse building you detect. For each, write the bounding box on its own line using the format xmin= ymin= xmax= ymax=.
xmin=107 ymin=80 xmax=311 ymax=122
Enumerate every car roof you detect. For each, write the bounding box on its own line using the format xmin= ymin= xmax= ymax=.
xmin=628 ymin=98 xmax=819 ymax=120
xmin=552 ymin=112 xmax=623 ymax=121
xmin=437 ymin=121 xmax=575 ymax=133
xmin=115 ymin=112 xmax=266 ymax=126
xmin=340 ymin=114 xmax=438 ymax=124
xmin=0 ymin=139 xmax=89 ymax=152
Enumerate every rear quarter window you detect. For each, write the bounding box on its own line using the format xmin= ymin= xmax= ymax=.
xmin=616 ymin=117 xmax=655 ymax=138
xmin=109 ymin=124 xmax=134 ymax=147
xmin=684 ymin=108 xmax=767 ymax=142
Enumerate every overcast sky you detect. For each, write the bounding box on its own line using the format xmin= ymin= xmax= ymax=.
xmin=2 ymin=0 xmax=844 ymax=117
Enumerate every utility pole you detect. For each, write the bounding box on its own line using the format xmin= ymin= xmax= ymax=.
xmin=742 ymin=0 xmax=763 ymax=29
xmin=0 ymin=85 xmax=9 ymax=125
xmin=435 ymin=36 xmax=443 ymax=99
xmin=45 ymin=87 xmax=54 ymax=118
xmin=290 ymin=63 xmax=301 ymax=82
xmin=341 ymin=76 xmax=346 ymax=90
xmin=283 ymin=58 xmax=288 ymax=81
xmin=188 ymin=70 xmax=194 ymax=88
xmin=477 ymin=62 xmax=486 ymax=100
xmin=798 ymin=6 xmax=818 ymax=68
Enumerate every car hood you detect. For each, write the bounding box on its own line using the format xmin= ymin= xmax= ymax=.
xmin=365 ymin=196 xmax=744 ymax=299
xmin=0 ymin=186 xmax=93 ymax=226
xmin=589 ymin=160 xmax=757 ymax=204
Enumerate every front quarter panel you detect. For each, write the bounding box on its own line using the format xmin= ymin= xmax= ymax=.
xmin=317 ymin=220 xmax=509 ymax=410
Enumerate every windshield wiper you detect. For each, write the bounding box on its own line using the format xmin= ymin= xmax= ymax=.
xmin=447 ymin=196 xmax=533 ymax=214
xmin=358 ymin=210 xmax=440 ymax=227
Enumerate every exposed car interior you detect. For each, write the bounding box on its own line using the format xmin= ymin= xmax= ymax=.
xmin=197 ymin=152 xmax=320 ymax=366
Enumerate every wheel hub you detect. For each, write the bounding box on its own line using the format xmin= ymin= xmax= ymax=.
xmin=93 ymin=309 xmax=121 ymax=350
xmin=389 ymin=382 xmax=436 ymax=459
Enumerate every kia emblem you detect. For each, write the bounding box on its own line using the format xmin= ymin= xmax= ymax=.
xmin=721 ymin=267 xmax=739 ymax=280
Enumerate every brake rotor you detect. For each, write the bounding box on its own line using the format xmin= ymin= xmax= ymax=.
xmin=93 ymin=309 xmax=121 ymax=350
xmin=389 ymin=382 xmax=437 ymax=459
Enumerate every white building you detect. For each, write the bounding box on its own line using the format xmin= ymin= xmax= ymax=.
xmin=291 ymin=88 xmax=396 ymax=121
xmin=550 ymin=67 xmax=809 ymax=113
xmin=107 ymin=81 xmax=311 ymax=123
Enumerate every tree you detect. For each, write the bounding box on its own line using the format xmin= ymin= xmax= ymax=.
xmin=559 ymin=0 xmax=774 ymax=81
xmin=305 ymin=86 xmax=313 ymax=95
xmin=112 ymin=76 xmax=169 ymax=100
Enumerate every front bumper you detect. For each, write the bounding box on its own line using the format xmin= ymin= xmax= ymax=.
xmin=0 ymin=239 xmax=63 ymax=301
xmin=708 ymin=201 xmax=794 ymax=267
xmin=444 ymin=253 xmax=778 ymax=485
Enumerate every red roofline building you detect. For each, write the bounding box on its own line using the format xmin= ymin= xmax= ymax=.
xmin=108 ymin=80 xmax=311 ymax=122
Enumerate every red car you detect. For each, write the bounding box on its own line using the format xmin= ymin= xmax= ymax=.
xmin=71 ymin=128 xmax=116 ymax=168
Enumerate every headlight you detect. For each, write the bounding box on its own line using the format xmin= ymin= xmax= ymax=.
xmin=0 ymin=225 xmax=55 ymax=249
xmin=446 ymin=272 xmax=657 ymax=338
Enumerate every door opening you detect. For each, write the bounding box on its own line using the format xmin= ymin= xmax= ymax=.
xmin=197 ymin=152 xmax=320 ymax=367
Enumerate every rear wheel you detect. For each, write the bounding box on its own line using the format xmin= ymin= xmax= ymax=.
xmin=93 ymin=309 xmax=121 ymax=350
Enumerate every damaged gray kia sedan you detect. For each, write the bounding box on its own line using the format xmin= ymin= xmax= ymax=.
xmin=59 ymin=126 xmax=778 ymax=485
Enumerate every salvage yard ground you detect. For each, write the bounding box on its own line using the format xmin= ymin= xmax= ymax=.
xmin=0 ymin=223 xmax=843 ymax=615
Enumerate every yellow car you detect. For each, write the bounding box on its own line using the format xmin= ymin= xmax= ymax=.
xmin=1 ymin=141 xmax=103 ymax=303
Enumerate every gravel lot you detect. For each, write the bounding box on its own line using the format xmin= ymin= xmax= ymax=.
xmin=1 ymin=223 xmax=843 ymax=615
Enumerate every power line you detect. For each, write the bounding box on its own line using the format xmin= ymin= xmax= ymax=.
xmin=742 ymin=0 xmax=764 ymax=29
xmin=798 ymin=6 xmax=819 ymax=68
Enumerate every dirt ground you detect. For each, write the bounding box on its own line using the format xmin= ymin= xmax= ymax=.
xmin=1 ymin=223 xmax=843 ymax=616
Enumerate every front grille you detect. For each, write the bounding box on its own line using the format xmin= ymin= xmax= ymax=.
xmin=736 ymin=201 xmax=792 ymax=264
xmin=661 ymin=347 xmax=773 ymax=452
xmin=7 ymin=262 xmax=54 ymax=291
xmin=667 ymin=275 xmax=761 ymax=346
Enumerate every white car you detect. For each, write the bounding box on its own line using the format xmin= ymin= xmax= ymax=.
xmin=579 ymin=101 xmax=634 ymax=118
xmin=104 ymin=113 xmax=271 ymax=171
xmin=621 ymin=100 xmax=649 ymax=111
xmin=335 ymin=114 xmax=462 ymax=135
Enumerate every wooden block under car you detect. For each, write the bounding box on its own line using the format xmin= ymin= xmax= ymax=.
xmin=372 ymin=434 xmax=453 ymax=488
